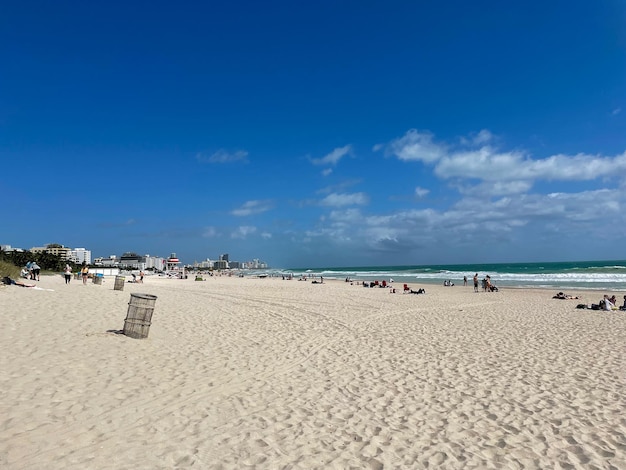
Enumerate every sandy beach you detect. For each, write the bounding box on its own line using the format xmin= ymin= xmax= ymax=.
xmin=1 ymin=274 xmax=625 ymax=469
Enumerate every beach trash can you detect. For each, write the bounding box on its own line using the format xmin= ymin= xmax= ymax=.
xmin=93 ymin=274 xmax=103 ymax=285
xmin=123 ymin=293 xmax=158 ymax=339
xmin=114 ymin=275 xmax=125 ymax=291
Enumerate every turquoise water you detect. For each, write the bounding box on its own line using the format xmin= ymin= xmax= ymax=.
xmin=281 ymin=260 xmax=626 ymax=290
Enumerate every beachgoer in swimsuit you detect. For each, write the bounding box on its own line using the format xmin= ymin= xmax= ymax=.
xmin=81 ymin=265 xmax=89 ymax=285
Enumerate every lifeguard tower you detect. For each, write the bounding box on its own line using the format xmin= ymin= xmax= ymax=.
xmin=166 ymin=253 xmax=181 ymax=274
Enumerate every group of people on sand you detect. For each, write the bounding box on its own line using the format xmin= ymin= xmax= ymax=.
xmin=599 ymin=294 xmax=626 ymax=311
xmin=572 ymin=294 xmax=626 ymax=311
xmin=362 ymin=280 xmax=388 ymax=288
xmin=21 ymin=261 xmax=41 ymax=281
xmin=355 ymin=280 xmax=424 ymax=295
xmin=483 ymin=275 xmax=498 ymax=292
xmin=408 ymin=288 xmax=426 ymax=295
xmin=130 ymin=271 xmax=144 ymax=283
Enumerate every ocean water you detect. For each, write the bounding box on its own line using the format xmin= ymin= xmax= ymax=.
xmin=280 ymin=260 xmax=626 ymax=291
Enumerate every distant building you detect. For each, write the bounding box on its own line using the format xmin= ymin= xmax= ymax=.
xmin=100 ymin=253 xmax=164 ymax=271
xmin=213 ymin=259 xmax=228 ymax=270
xmin=243 ymin=258 xmax=267 ymax=269
xmin=69 ymin=248 xmax=92 ymax=265
xmin=220 ymin=253 xmax=229 ymax=262
xmin=193 ymin=259 xmax=214 ymax=269
xmin=31 ymin=244 xmax=73 ymax=261
xmin=94 ymin=255 xmax=120 ymax=267
xmin=144 ymin=255 xmax=166 ymax=271
xmin=120 ymin=252 xmax=145 ymax=270
xmin=1 ymin=244 xmax=24 ymax=252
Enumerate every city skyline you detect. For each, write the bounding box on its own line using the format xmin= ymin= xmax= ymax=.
xmin=2 ymin=2 xmax=625 ymax=268
xmin=1 ymin=242 xmax=267 ymax=268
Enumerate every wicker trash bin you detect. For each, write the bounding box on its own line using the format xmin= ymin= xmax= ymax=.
xmin=114 ymin=275 xmax=125 ymax=291
xmin=123 ymin=293 xmax=158 ymax=339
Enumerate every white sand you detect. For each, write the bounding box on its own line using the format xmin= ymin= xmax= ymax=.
xmin=1 ymin=274 xmax=625 ymax=469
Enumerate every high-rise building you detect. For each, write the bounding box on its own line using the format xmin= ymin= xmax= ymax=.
xmin=213 ymin=259 xmax=228 ymax=270
xmin=70 ymin=248 xmax=92 ymax=264
xmin=145 ymin=255 xmax=166 ymax=271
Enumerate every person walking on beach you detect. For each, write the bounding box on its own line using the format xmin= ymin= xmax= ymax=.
xmin=64 ymin=264 xmax=72 ymax=284
xmin=473 ymin=273 xmax=479 ymax=292
xmin=463 ymin=275 xmax=467 ymax=286
xmin=81 ymin=264 xmax=89 ymax=285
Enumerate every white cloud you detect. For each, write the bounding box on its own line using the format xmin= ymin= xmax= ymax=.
xmin=434 ymin=147 xmax=527 ymax=180
xmin=310 ymin=145 xmax=352 ymax=166
xmin=303 ymin=185 xmax=625 ymax=258
xmin=322 ymin=168 xmax=333 ymax=176
xmin=384 ymin=129 xmax=626 ymax=185
xmin=459 ymin=180 xmax=534 ymax=197
xmin=317 ymin=179 xmax=362 ymax=195
xmin=612 ymin=107 xmax=621 ymax=116
xmin=320 ymin=192 xmax=369 ymax=207
xmin=414 ymin=186 xmax=430 ymax=198
xmin=277 ymin=124 xmax=626 ymax=265
xmin=520 ymin=153 xmax=626 ymax=180
xmin=328 ymin=208 xmax=363 ymax=223
xmin=201 ymin=129 xmax=626 ymax=265
xmin=196 ymin=149 xmax=249 ymax=163
xmin=231 ymin=200 xmax=273 ymax=216
xmin=438 ymin=150 xmax=626 ymax=182
xmin=459 ymin=129 xmax=493 ymax=146
xmin=231 ymin=226 xmax=257 ymax=239
xmin=385 ymin=129 xmax=446 ymax=163
xmin=472 ymin=129 xmax=493 ymax=145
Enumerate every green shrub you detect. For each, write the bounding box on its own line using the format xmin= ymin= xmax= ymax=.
xmin=0 ymin=260 xmax=20 ymax=279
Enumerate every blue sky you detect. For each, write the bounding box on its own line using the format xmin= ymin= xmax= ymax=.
xmin=1 ymin=1 xmax=625 ymax=268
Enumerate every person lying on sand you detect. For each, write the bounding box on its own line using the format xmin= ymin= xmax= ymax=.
xmin=2 ymin=276 xmax=36 ymax=287
xmin=553 ymin=292 xmax=580 ymax=300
